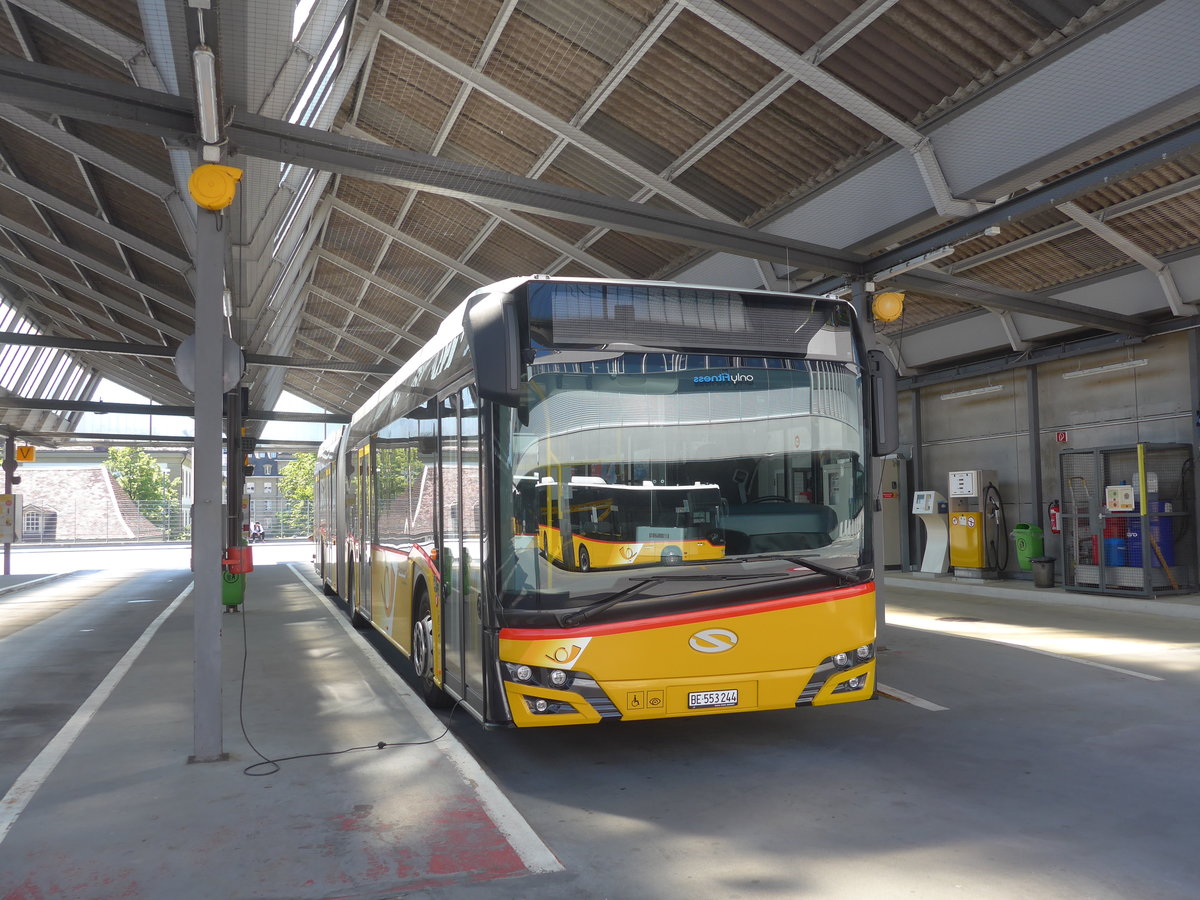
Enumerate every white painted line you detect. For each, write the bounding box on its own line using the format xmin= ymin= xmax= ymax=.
xmin=0 ymin=583 xmax=192 ymax=847
xmin=288 ymin=563 xmax=563 ymax=875
xmin=987 ymin=642 xmax=1164 ymax=681
xmin=877 ymin=683 xmax=949 ymax=711
xmin=887 ymin=620 xmax=1164 ymax=682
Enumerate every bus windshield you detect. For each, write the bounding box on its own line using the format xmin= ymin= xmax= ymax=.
xmin=500 ymin=351 xmax=867 ymax=607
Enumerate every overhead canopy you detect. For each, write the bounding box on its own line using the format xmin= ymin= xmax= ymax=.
xmin=0 ymin=0 xmax=1195 ymax=441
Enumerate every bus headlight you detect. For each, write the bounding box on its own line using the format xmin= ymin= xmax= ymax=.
xmin=834 ymin=652 xmax=851 ymax=668
xmin=503 ymin=661 xmax=576 ymax=691
xmin=856 ymin=644 xmax=873 ymax=660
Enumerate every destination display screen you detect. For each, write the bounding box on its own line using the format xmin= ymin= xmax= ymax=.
xmin=526 ymin=280 xmax=856 ymax=360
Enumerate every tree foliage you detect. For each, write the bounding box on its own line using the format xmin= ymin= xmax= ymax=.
xmin=104 ymin=447 xmax=181 ymax=535
xmin=278 ymin=452 xmax=315 ymax=535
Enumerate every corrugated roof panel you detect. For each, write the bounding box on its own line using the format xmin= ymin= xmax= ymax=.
xmin=823 ymin=0 xmax=1049 ymax=123
xmin=966 ymin=228 xmax=1132 ymax=292
xmin=539 ymin=142 xmax=641 ymax=199
xmin=41 ymin=212 xmax=125 ymax=271
xmin=25 ymin=19 xmax=133 ymax=85
xmin=61 ymin=0 xmax=144 ymax=42
xmin=323 ymin=208 xmax=389 ymax=271
xmin=0 ymin=9 xmax=23 ymax=57
xmin=386 ymin=0 xmax=504 ymax=67
xmin=554 ymin=260 xmax=607 ymax=278
xmin=593 ymin=11 xmax=777 ymax=162
xmin=443 ymin=90 xmax=556 ymax=176
xmin=587 ymin=229 xmax=687 ymax=277
xmin=0 ymin=186 xmax=50 ymax=232
xmin=465 ymin=222 xmax=560 ymax=280
xmin=398 ymin=193 xmax=491 ymax=260
xmin=362 ymin=39 xmax=463 ymax=147
xmin=1108 ymin=195 xmax=1200 ymax=257
xmin=705 ymin=81 xmax=886 ymax=222
xmin=0 ymin=123 xmax=95 ymax=210
xmin=517 ymin=211 xmax=595 ymax=244
xmin=670 ymin=165 xmax=759 ymax=221
xmin=484 ymin=8 xmax=612 ymax=120
xmin=87 ymin=167 xmax=187 ymax=258
xmin=336 ymin=177 xmax=412 ymax=225
xmin=357 ymin=277 xmax=433 ymax=325
xmin=430 ymin=273 xmax=480 ymax=311
xmin=376 ymin=240 xmax=452 ymax=299
xmin=517 ymin=0 xmax=664 ymax=64
xmin=312 ymin=255 xmax=369 ymax=298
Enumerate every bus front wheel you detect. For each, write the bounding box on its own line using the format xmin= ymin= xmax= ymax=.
xmin=577 ymin=545 xmax=591 ymax=572
xmin=412 ymin=591 xmax=450 ymax=708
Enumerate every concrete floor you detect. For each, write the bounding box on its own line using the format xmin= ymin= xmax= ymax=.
xmin=1 ymin=558 xmax=1197 ymax=899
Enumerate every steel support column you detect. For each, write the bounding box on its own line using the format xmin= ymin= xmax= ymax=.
xmin=191 ymin=206 xmax=225 ymax=763
xmin=909 ymin=387 xmax=923 ymax=571
xmin=1028 ymin=368 xmax=1043 ymax=532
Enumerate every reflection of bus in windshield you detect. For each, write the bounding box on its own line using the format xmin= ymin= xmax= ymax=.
xmin=535 ymin=477 xmax=724 ymax=571
xmin=315 ymin=276 xmax=898 ymax=728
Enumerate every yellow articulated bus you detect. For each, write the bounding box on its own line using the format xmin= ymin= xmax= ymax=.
xmin=534 ymin=478 xmax=726 ymax=571
xmin=315 ymin=276 xmax=897 ymax=727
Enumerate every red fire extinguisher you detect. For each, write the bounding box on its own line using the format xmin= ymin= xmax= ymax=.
xmin=1048 ymin=500 xmax=1061 ymax=535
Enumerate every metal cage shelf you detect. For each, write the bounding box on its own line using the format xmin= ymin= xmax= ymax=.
xmin=1058 ymin=443 xmax=1195 ymax=597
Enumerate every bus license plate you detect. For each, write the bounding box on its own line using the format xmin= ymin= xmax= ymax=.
xmin=688 ymin=689 xmax=738 ymax=709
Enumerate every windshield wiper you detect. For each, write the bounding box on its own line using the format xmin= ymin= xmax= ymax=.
xmin=556 ymin=569 xmax=805 ymax=628
xmin=746 ymin=553 xmax=868 ymax=586
xmin=700 ymin=553 xmax=867 ymax=585
xmin=557 ymin=576 xmax=666 ymax=627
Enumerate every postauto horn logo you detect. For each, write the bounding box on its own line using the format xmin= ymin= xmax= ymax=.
xmin=693 ymin=372 xmax=754 ymax=385
xmin=689 ymin=628 xmax=739 ymax=653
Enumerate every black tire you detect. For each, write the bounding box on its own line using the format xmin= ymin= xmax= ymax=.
xmin=346 ymin=562 xmax=368 ymax=629
xmin=412 ymin=589 xmax=450 ymax=708
xmin=350 ymin=597 xmax=370 ymax=630
xmin=577 ymin=544 xmax=591 ymax=572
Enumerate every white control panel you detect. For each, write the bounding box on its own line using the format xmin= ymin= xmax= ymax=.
xmin=948 ymin=470 xmax=978 ymax=497
xmin=912 ymin=491 xmax=938 ymax=514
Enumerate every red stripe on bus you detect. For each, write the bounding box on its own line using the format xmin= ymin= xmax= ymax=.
xmin=499 ymin=582 xmax=874 ymax=640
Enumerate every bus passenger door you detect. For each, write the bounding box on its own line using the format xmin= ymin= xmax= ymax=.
xmin=438 ymin=386 xmax=485 ymax=711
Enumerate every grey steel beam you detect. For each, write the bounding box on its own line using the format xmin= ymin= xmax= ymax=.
xmin=898 ymin=332 xmax=1144 ymax=391
xmin=0 ymin=396 xmax=349 ymax=422
xmin=856 ymin=120 xmax=1200 ymax=281
xmin=894 ymin=269 xmax=1151 ymax=336
xmin=0 ymin=331 xmax=395 ymax=373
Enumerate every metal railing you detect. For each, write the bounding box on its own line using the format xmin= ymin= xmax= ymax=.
xmin=19 ymin=500 xmax=315 ymax=544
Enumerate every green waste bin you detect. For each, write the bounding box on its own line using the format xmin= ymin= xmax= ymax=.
xmin=222 ymin=570 xmax=246 ymax=608
xmin=1011 ymin=524 xmax=1044 ymax=572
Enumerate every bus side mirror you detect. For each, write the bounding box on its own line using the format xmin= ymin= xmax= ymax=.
xmin=866 ymin=349 xmax=899 ymax=457
xmin=465 ymin=291 xmax=523 ymax=407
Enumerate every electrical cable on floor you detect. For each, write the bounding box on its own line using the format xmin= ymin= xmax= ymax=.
xmin=235 ymin=594 xmax=461 ymax=777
